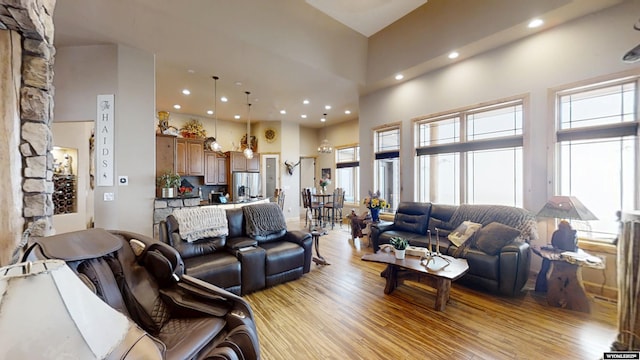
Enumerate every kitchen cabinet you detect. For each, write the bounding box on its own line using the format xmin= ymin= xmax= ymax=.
xmin=177 ymin=138 xmax=204 ymax=176
xmin=227 ymin=151 xmax=260 ymax=172
xmin=204 ymin=151 xmax=228 ymax=185
xmin=156 ymin=135 xmax=177 ymax=177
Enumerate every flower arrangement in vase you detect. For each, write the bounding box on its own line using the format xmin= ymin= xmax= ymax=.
xmin=363 ymin=190 xmax=390 ymax=222
xmin=180 ymin=118 xmax=207 ymax=138
xmin=319 ymin=177 xmax=331 ymax=194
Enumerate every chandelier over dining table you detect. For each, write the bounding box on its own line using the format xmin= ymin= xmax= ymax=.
xmin=317 ymin=113 xmax=333 ymax=154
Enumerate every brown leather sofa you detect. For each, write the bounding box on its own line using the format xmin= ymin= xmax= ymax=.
xmin=371 ymin=202 xmax=538 ymax=296
xmin=158 ymin=203 xmax=313 ymax=295
xmin=27 ymin=228 xmax=261 ymax=360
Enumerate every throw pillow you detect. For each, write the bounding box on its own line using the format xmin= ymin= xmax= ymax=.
xmin=448 ymin=221 xmax=482 ymax=247
xmin=474 ymin=222 xmax=521 ymax=256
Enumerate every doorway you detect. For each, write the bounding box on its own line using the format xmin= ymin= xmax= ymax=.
xmin=299 ymin=156 xmax=316 ymax=218
xmin=51 ymin=121 xmax=95 ymax=233
xmin=261 ymin=153 xmax=280 ymax=200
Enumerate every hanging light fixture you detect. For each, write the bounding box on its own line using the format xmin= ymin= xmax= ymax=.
xmin=317 ymin=113 xmax=333 ymax=154
xmin=243 ymin=91 xmax=254 ymax=159
xmin=210 ymin=76 xmax=222 ymax=151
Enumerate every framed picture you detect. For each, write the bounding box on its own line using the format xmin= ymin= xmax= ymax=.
xmin=321 ymin=168 xmax=331 ymax=180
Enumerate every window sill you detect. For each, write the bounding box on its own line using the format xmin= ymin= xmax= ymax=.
xmin=577 ymin=238 xmax=617 ymax=255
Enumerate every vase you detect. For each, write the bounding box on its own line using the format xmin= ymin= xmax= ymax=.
xmin=370 ymin=208 xmax=380 ymax=222
xmin=161 ymin=187 xmax=175 ymax=198
xmin=321 ymin=186 xmax=326 ymax=194
xmin=395 ymin=249 xmax=405 ymax=260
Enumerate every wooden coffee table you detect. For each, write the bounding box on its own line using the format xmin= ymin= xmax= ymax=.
xmin=362 ymin=251 xmax=469 ymax=311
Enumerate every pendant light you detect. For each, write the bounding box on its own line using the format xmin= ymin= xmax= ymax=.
xmin=243 ymin=91 xmax=254 ymax=159
xmin=317 ymin=113 xmax=333 ymax=154
xmin=210 ymin=76 xmax=222 ymax=151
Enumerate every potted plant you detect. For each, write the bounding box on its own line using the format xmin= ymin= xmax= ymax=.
xmin=390 ymin=236 xmax=409 ymax=260
xmin=156 ymin=170 xmax=181 ymax=198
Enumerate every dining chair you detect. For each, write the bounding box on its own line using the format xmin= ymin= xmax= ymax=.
xmin=324 ymin=187 xmax=345 ymax=229
xmin=274 ymin=188 xmax=285 ymax=210
xmin=301 ymin=188 xmax=321 ymax=228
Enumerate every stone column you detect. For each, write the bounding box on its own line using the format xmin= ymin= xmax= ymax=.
xmin=0 ymin=30 xmax=24 ymax=265
xmin=0 ymin=0 xmax=56 ymax=266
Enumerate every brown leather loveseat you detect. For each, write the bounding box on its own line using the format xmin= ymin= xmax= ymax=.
xmin=159 ymin=202 xmax=313 ymax=295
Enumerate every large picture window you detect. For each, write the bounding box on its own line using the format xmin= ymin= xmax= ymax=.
xmin=335 ymin=146 xmax=359 ymax=204
xmin=556 ymin=77 xmax=639 ymax=241
xmin=374 ymin=127 xmax=400 ymax=211
xmin=415 ymin=99 xmax=524 ymax=206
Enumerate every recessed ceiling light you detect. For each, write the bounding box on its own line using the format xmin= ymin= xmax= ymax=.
xmin=448 ymin=51 xmax=459 ymax=59
xmin=345 ymin=110 xmax=351 ymax=115
xmin=207 ymin=110 xmax=213 ymax=115
xmin=182 ymin=89 xmax=191 ymax=95
xmin=301 ymin=114 xmax=307 ymax=118
xmin=324 ymin=105 xmax=331 ymax=110
xmin=528 ymin=18 xmax=544 ymax=28
xmin=173 ymin=104 xmax=181 ymax=109
xmin=320 ymin=117 xmax=326 ymax=122
xmin=221 ymin=96 xmax=228 ymax=102
xmin=234 ymin=115 xmax=240 ymax=119
xmin=280 ymin=110 xmax=286 ymax=114
xmin=303 ymin=99 xmax=310 ymax=105
xmin=395 ymin=74 xmax=404 ymax=80
xmin=235 ymin=81 xmax=243 ymax=86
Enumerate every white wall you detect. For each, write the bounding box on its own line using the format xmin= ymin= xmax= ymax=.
xmin=359 ymin=1 xmax=640 ymax=277
xmin=360 ymin=1 xmax=640 ymax=213
xmin=53 ymin=44 xmax=156 ymax=236
xmin=166 ymin=112 xmax=247 ymax=152
xmin=54 ymin=45 xmax=118 ymax=121
xmin=279 ymin=121 xmax=301 ymax=221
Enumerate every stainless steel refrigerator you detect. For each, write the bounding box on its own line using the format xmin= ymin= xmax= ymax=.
xmin=232 ymin=172 xmax=262 ymax=202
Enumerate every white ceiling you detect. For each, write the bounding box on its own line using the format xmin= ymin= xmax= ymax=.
xmin=305 ymin=0 xmax=428 ymax=37
xmin=51 ymin=0 xmax=623 ymax=128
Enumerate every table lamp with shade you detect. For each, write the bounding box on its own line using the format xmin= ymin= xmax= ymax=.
xmin=536 ymin=195 xmax=598 ymax=251
xmin=0 ymin=259 xmax=162 ymax=359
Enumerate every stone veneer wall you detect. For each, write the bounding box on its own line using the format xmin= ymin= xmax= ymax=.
xmin=0 ymin=0 xmax=56 ymax=265
xmin=153 ymin=197 xmax=202 ymax=236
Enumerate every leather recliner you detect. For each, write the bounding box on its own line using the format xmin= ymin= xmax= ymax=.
xmin=370 ymin=201 xmax=432 ymax=252
xmin=27 ymin=228 xmax=261 ymax=360
xmin=159 ymin=205 xmax=313 ymax=295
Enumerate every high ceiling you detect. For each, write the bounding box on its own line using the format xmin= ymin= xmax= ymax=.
xmin=51 ymin=0 xmax=623 ymax=128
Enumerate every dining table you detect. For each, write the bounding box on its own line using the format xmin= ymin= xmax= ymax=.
xmin=311 ymin=193 xmax=333 ymax=228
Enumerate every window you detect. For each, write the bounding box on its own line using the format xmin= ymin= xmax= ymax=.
xmin=415 ymin=99 xmax=524 ymax=206
xmin=556 ymin=77 xmax=639 ymax=241
xmin=335 ymin=146 xmax=359 ymax=203
xmin=374 ymin=127 xmax=400 ymax=211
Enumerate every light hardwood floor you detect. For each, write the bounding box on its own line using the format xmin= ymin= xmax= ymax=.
xmin=244 ymin=220 xmax=617 ymax=360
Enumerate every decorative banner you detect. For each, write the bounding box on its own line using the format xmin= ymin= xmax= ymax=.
xmin=96 ymin=94 xmax=114 ymax=186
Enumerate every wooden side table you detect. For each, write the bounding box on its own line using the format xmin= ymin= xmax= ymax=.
xmin=310 ymin=230 xmax=329 ymax=265
xmin=532 ymin=246 xmax=604 ymax=313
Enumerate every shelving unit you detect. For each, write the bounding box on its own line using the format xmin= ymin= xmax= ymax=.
xmin=53 ymin=174 xmax=76 ymax=214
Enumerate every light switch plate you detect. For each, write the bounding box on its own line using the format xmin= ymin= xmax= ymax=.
xmin=104 ymin=192 xmax=114 ymax=201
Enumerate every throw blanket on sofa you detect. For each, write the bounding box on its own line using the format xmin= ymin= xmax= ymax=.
xmin=242 ymin=203 xmax=287 ymax=238
xmin=443 ymin=204 xmax=538 ymax=244
xmin=172 ymin=206 xmax=229 ymax=242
